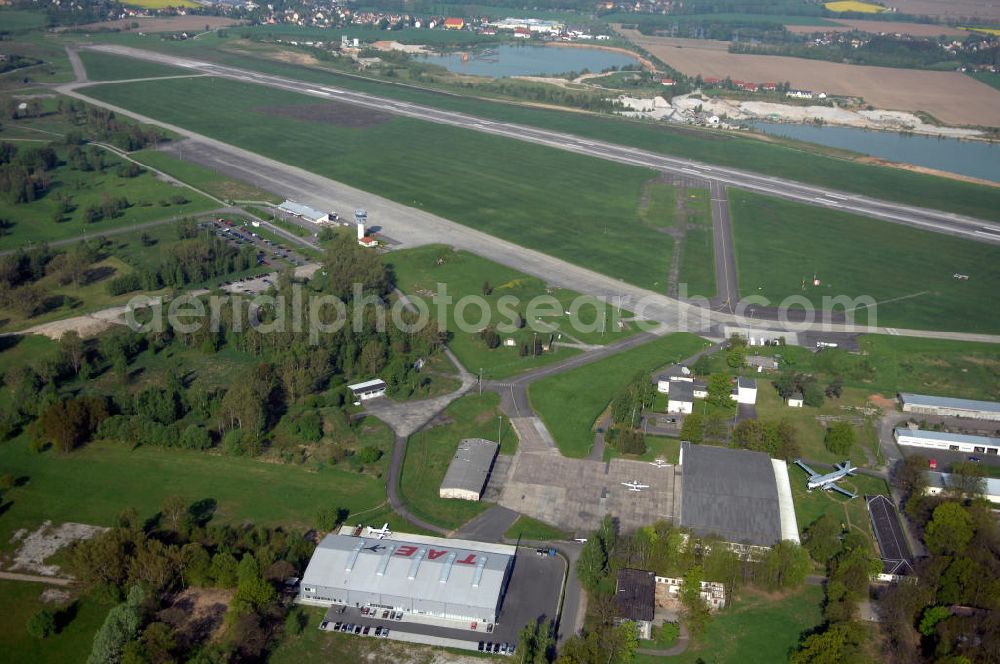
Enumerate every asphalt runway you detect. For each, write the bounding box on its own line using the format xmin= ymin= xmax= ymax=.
xmin=80 ymin=44 xmax=1000 ymax=245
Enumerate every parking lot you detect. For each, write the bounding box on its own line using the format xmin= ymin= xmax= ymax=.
xmin=318 ymin=547 xmax=563 ymax=655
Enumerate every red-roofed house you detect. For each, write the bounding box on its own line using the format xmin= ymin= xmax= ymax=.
xmin=762 ymin=82 xmax=777 ymax=91
xmin=660 ymin=78 xmax=675 ymax=86
xmin=513 ymin=27 xmax=531 ymax=38
xmin=704 ymin=77 xmax=721 ymax=84
xmin=443 ymin=17 xmax=465 ymax=30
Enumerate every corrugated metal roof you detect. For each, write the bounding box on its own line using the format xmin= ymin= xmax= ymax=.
xmin=900 ymin=392 xmax=1000 ymax=414
xmin=301 ymin=533 xmax=512 ymax=611
xmin=615 ymin=569 xmax=655 ymax=622
xmin=278 ymin=200 xmax=327 ymax=221
xmin=441 ymin=438 xmax=498 ymax=495
xmin=348 ymin=378 xmax=387 ymax=393
xmin=680 ymin=442 xmax=782 ymax=546
xmin=895 ymin=427 xmax=1000 ymax=447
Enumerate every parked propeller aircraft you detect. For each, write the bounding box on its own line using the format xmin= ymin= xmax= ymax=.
xmin=794 ymin=460 xmax=857 ymax=499
xmin=621 ymin=481 xmax=650 ymax=492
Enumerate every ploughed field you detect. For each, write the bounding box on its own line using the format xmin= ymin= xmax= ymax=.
xmin=618 ymin=28 xmax=1000 ymax=127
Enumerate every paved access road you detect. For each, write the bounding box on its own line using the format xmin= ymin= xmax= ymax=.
xmin=79 ymin=44 xmax=1000 ymax=245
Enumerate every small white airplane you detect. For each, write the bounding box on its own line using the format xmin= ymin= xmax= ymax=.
xmin=621 ymin=481 xmax=650 ymax=492
xmin=369 ymin=523 xmax=392 ymax=539
xmin=794 ymin=460 xmax=857 ymax=499
xmin=649 ymin=458 xmax=670 ymax=468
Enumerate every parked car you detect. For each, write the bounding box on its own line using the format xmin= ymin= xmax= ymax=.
xmin=333 ymin=622 xmax=341 ymax=631
xmin=969 ymin=455 xmax=981 ymax=462
xmin=320 ymin=621 xmax=329 ymax=630
xmin=500 ymin=643 xmax=508 ymax=654
xmin=353 ymin=625 xmax=362 ymax=634
xmin=380 ymin=629 xmax=389 ymax=638
xmin=374 ymin=627 xmax=382 ymax=637
xmin=362 ymin=626 xmax=370 ymax=635
xmin=382 ymin=610 xmax=390 ymax=619
xmin=478 ymin=642 xmax=485 ymax=652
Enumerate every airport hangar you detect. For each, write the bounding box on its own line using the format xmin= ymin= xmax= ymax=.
xmin=299 ymin=527 xmax=514 ymax=624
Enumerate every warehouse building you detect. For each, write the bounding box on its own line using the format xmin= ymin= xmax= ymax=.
xmin=679 ymin=442 xmax=799 ymax=548
xmin=277 ymin=200 xmax=332 ymax=224
xmin=348 ymin=379 xmax=387 ymax=403
xmin=899 ymin=393 xmax=1000 ymax=421
xmin=440 ymin=438 xmax=499 ymax=501
xmin=299 ymin=528 xmax=516 ymax=624
xmin=925 ymin=472 xmax=1000 ymax=504
xmin=894 ymin=427 xmax=1000 ymax=456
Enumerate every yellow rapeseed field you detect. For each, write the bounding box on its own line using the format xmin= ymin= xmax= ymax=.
xmin=824 ymin=1 xmax=886 ymax=13
xmin=961 ymin=26 xmax=1000 ymax=36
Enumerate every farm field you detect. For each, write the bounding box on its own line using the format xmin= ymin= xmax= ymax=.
xmin=399 ymin=393 xmax=513 ymax=531
xmin=529 ymin=333 xmax=710 ymax=457
xmin=825 ymin=0 xmax=885 ymax=13
xmin=122 ymin=0 xmax=198 ymax=9
xmin=617 ymin=28 xmax=1000 ymax=127
xmin=635 ymin=585 xmax=824 ymax=664
xmin=390 ymin=246 xmax=637 ymax=379
xmin=74 ymin=36 xmax=1000 ymax=221
xmin=130 ymin=148 xmax=282 ymax=203
xmin=0 ymin=581 xmax=108 ymax=664
xmin=728 ymin=190 xmax=1000 ymax=333
xmin=785 ymin=19 xmax=965 ymax=36
xmin=82 ymin=76 xmax=679 ymax=290
xmin=0 ymin=147 xmax=217 ymax=251
xmin=77 ymin=49 xmax=190 ymax=81
xmin=882 ymin=0 xmax=1000 ymax=21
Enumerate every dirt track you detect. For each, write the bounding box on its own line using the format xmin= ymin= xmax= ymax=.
xmin=619 ymin=28 xmax=1000 ymax=127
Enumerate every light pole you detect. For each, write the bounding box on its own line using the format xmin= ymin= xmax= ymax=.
xmin=497 ymin=415 xmax=502 ymax=446
xmin=479 ymin=367 xmax=483 ymax=396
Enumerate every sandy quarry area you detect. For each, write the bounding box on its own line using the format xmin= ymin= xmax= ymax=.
xmin=371 ymin=40 xmax=430 ymax=54
xmin=65 ymin=16 xmax=245 ymax=33
xmin=882 ymin=0 xmax=1000 ymax=21
xmin=784 ymin=19 xmax=966 ymax=36
xmin=618 ymin=28 xmax=1000 ymax=127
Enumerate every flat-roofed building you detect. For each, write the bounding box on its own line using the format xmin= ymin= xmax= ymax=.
xmin=440 ymin=438 xmax=499 ymax=501
xmin=299 ymin=528 xmax=515 ymax=624
xmin=348 ymin=379 xmax=387 ymax=403
xmin=614 ymin=569 xmax=655 ymax=639
xmin=277 ymin=200 xmax=331 ymax=224
xmin=894 ymin=427 xmax=1000 ymax=457
xmin=899 ymin=393 xmax=1000 ymax=421
xmin=925 ymin=472 xmax=1000 ymax=504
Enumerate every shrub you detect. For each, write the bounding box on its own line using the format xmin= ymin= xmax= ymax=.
xmin=26 ymin=609 xmax=56 ymax=639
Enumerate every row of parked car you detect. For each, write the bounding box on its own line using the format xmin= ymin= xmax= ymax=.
xmin=479 ymin=641 xmax=516 ymax=656
xmin=319 ymin=620 xmax=391 ymax=638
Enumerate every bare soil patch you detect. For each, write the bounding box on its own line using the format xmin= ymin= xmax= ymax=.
xmin=868 ymin=394 xmax=897 ymax=410
xmin=6 ymin=521 xmax=108 ymax=576
xmin=65 ymin=16 xmax=244 ymax=33
xmin=785 ymin=19 xmax=965 ymax=36
xmin=618 ymin=27 xmax=1000 ymax=126
xmin=882 ymin=0 xmax=1000 ymax=21
xmin=254 ymin=101 xmax=393 ymax=129
xmin=159 ymin=587 xmax=232 ymax=649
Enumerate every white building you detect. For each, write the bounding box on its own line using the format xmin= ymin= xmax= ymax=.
xmin=348 ymin=379 xmax=387 ymax=403
xmin=925 ymin=472 xmax=1000 ymax=504
xmin=899 ymin=393 xmax=1000 ymax=421
xmin=894 ymin=427 xmax=1000 ymax=457
xmin=787 ymin=395 xmax=804 ymax=408
xmin=278 ymin=200 xmax=331 ymax=224
xmin=655 ymin=575 xmax=726 ymax=610
xmin=300 ymin=528 xmax=515 ymax=624
xmin=667 ymin=381 xmax=694 ymax=414
xmin=440 ymin=439 xmax=499 ymax=501
xmin=731 ymin=376 xmax=757 ymax=405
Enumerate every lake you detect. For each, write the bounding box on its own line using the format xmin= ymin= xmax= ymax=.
xmin=751 ymin=121 xmax=1000 ymax=184
xmin=420 ymin=44 xmax=639 ymax=78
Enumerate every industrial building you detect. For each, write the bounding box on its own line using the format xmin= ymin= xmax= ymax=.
xmin=614 ymin=569 xmax=655 ymax=640
xmin=348 ymin=379 xmax=387 ymax=403
xmin=894 ymin=427 xmax=1000 ymax=456
xmin=299 ymin=528 xmax=516 ymax=624
xmin=925 ymin=472 xmax=1000 ymax=504
xmin=278 ymin=200 xmax=331 ymax=224
xmin=899 ymin=393 xmax=1000 ymax=421
xmin=440 ymin=438 xmax=499 ymax=501
xmin=679 ymin=442 xmax=799 ymax=548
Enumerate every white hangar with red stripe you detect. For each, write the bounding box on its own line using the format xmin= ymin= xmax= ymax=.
xmin=299 ymin=527 xmax=516 ymax=623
